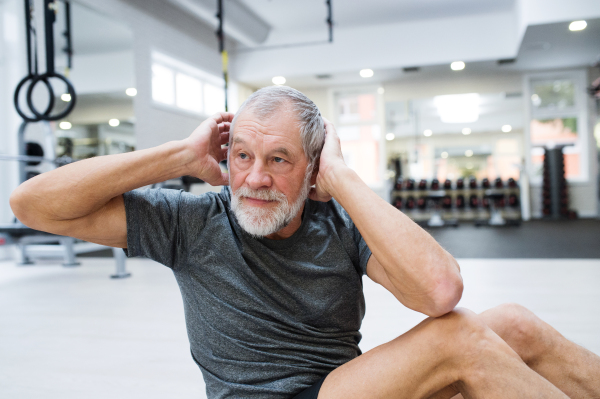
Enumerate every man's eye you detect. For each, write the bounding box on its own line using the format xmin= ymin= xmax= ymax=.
xmin=239 ymin=153 xmax=248 ymax=160
xmin=274 ymin=157 xmax=285 ymax=163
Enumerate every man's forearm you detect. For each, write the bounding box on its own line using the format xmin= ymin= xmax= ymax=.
xmin=328 ymin=166 xmax=462 ymax=315
xmin=11 ymin=140 xmax=193 ymax=224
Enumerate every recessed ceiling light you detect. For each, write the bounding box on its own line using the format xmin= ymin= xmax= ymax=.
xmin=451 ymin=61 xmax=465 ymax=71
xmin=569 ymin=20 xmax=587 ymax=31
xmin=423 ymin=129 xmax=433 ymax=137
xmin=126 ymin=88 xmax=137 ymax=96
xmin=385 ymin=133 xmax=395 ymax=141
xmin=441 ymin=151 xmax=448 ymax=159
xmin=59 ymin=121 xmax=72 ymax=130
xmin=502 ymin=125 xmax=512 ymax=132
xmin=109 ymin=119 xmax=120 ymax=127
xmin=462 ymin=128 xmax=472 ymax=135
xmin=360 ymin=69 xmax=374 ymax=78
xmin=272 ymin=76 xmax=286 ymax=85
xmin=377 ymin=87 xmax=385 ymax=94
xmin=465 ymin=149 xmax=473 ymax=157
xmin=61 ymin=93 xmax=71 ymax=102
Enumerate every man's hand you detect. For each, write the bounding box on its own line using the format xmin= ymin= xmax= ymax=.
xmin=184 ymin=112 xmax=234 ymax=186
xmin=309 ymin=119 xmax=349 ymax=202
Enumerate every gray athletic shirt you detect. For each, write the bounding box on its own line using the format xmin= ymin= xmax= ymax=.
xmin=123 ymin=187 xmax=372 ymax=398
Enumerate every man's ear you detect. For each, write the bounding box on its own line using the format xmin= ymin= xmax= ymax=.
xmin=310 ymin=161 xmax=319 ymax=185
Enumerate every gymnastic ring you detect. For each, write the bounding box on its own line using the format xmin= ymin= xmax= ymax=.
xmin=13 ymin=74 xmax=56 ymax=122
xmin=26 ymin=73 xmax=77 ymax=121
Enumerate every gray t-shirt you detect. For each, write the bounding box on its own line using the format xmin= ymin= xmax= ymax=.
xmin=123 ymin=187 xmax=372 ymax=398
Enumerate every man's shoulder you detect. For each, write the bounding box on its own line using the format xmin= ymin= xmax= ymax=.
xmin=308 ymin=198 xmax=354 ymax=227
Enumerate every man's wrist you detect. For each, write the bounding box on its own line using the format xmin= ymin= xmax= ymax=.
xmin=323 ymin=164 xmax=358 ymax=200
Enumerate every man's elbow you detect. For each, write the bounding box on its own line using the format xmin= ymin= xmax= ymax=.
xmin=10 ymin=186 xmax=40 ymax=228
xmin=425 ymin=274 xmax=464 ymax=318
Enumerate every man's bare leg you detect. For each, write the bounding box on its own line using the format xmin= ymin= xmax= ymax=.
xmin=428 ymin=303 xmax=600 ymax=399
xmin=317 ymin=308 xmax=568 ymax=399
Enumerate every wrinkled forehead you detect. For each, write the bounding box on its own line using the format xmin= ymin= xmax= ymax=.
xmin=230 ymin=105 xmax=303 ymax=150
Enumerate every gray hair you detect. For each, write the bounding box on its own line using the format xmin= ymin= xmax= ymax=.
xmin=230 ymin=86 xmax=325 ymax=166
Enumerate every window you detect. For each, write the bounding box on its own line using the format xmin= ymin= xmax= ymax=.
xmin=151 ymin=52 xmax=224 ymax=116
xmin=526 ymin=71 xmax=589 ymax=182
xmin=334 ymin=90 xmax=382 ymax=186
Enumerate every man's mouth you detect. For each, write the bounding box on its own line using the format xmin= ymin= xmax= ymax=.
xmin=242 ymin=197 xmax=278 ymax=206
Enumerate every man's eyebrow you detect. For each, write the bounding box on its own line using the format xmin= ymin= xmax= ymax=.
xmin=271 ymin=147 xmax=292 ymax=158
xmin=232 ymin=137 xmax=245 ymax=145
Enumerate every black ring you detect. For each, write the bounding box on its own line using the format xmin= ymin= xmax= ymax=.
xmin=13 ymin=74 xmax=56 ymax=122
xmin=26 ymin=73 xmax=76 ymax=121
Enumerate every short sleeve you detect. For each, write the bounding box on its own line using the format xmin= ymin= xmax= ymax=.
xmin=353 ymin=225 xmax=372 ymax=276
xmin=328 ymin=199 xmax=372 ymax=276
xmin=123 ymin=188 xmax=183 ymax=268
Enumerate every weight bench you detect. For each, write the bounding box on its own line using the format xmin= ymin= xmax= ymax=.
xmin=0 ymin=223 xmax=130 ymax=278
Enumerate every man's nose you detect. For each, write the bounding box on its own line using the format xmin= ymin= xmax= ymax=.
xmin=245 ymin=161 xmax=272 ymax=190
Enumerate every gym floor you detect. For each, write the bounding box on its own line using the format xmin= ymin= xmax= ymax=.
xmin=1 ymin=257 xmax=599 ymax=399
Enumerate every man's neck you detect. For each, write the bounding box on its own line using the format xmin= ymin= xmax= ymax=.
xmin=264 ymin=204 xmax=305 ymax=240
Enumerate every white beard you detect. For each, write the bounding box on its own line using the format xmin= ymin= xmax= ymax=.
xmin=229 ymin=168 xmax=312 ymax=238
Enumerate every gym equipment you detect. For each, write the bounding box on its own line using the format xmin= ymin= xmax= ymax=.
xmin=469 ymin=177 xmax=477 ymax=189
xmin=482 ymin=178 xmax=490 ymax=189
xmin=443 ymin=179 xmax=452 ymax=189
xmin=456 ymin=178 xmax=464 ymax=189
xmin=542 ymin=147 xmax=575 ymax=219
xmin=0 ymin=223 xmax=129 ymax=278
xmin=1 ymin=122 xmax=128 ymax=278
xmin=14 ymin=0 xmax=76 ymax=122
xmin=405 ymin=196 xmax=415 ymax=209
xmin=456 ymin=194 xmax=465 ymax=209
xmin=418 ymin=179 xmax=427 ymax=190
xmin=394 ymin=177 xmax=403 ymax=191
xmin=392 ymin=196 xmax=402 ymax=209
xmin=417 ymin=196 xmax=427 ymax=209
xmin=494 ymin=178 xmax=503 ymax=188
xmin=430 ymin=179 xmax=440 ymax=190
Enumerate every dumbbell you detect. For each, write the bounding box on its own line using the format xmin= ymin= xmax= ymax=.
xmin=443 ymin=179 xmax=452 ymax=189
xmin=431 ymin=179 xmax=440 ymax=190
xmin=508 ymin=194 xmax=519 ymax=207
xmin=469 ymin=177 xmax=478 ymax=189
xmin=456 ymin=178 xmax=464 ymax=189
xmin=456 ymin=194 xmax=465 ymax=208
xmin=482 ymin=197 xmax=490 ymax=208
xmin=418 ymin=179 xmax=427 ymax=190
xmin=508 ymin=178 xmax=517 ymax=188
xmin=417 ymin=196 xmax=427 ymax=209
xmin=482 ymin=178 xmax=490 ymax=189
xmin=392 ymin=196 xmax=403 ymax=209
xmin=394 ymin=177 xmax=403 ymax=191
xmin=25 ymin=171 xmax=40 ymax=180
xmin=469 ymin=194 xmax=479 ymax=208
xmin=442 ymin=195 xmax=452 ymax=209
xmin=405 ymin=179 xmax=415 ymax=190
xmin=405 ymin=196 xmax=416 ymax=209
xmin=494 ymin=178 xmax=503 ymax=188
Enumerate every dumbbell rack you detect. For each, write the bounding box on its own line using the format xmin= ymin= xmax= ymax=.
xmin=542 ymin=147 xmax=572 ymax=219
xmin=391 ymin=178 xmax=521 ymax=226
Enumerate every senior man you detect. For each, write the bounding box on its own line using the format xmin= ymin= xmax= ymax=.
xmin=10 ymin=86 xmax=600 ymax=399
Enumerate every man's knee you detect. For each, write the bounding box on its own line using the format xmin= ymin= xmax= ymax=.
xmin=482 ymin=303 xmax=552 ymax=365
xmin=428 ymin=308 xmax=508 ymax=362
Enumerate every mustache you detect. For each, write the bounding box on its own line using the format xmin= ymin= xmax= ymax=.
xmin=234 ymin=186 xmax=287 ymax=202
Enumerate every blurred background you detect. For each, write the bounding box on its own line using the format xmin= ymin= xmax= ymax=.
xmin=0 ymin=1 xmax=599 ymax=398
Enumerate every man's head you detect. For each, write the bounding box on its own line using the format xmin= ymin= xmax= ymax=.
xmin=227 ymin=86 xmax=325 ymax=238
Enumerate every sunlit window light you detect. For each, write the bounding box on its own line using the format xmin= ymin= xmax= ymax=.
xmin=465 ymin=149 xmax=473 ymax=157
xmin=441 ymin=152 xmax=448 ymax=159
xmin=462 ymin=128 xmax=472 ymax=135
xmin=434 ymin=93 xmax=480 ymax=123
xmin=377 ymin=87 xmax=385 ymax=94
xmin=109 ymin=119 xmax=120 ymax=127
xmin=61 ymin=93 xmax=71 ymax=102
xmin=59 ymin=121 xmax=72 ymax=130
xmin=423 ymin=129 xmax=433 ymax=137
xmin=126 ymin=88 xmax=137 ymax=96
xmin=385 ymin=133 xmax=395 ymax=141
xmin=502 ymin=125 xmax=512 ymax=132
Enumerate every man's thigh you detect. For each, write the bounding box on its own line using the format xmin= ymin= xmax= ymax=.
xmin=316 ymin=309 xmax=476 ymax=399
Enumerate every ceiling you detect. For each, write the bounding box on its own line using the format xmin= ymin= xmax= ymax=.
xmin=239 ymin=0 xmax=515 ymax=31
